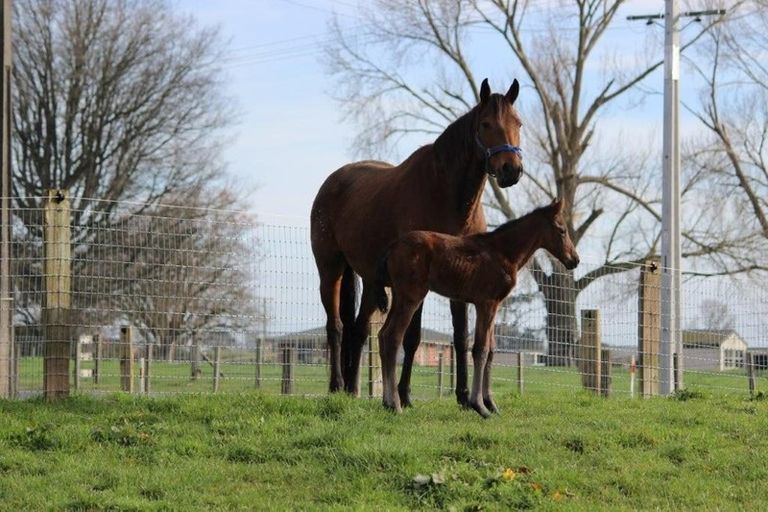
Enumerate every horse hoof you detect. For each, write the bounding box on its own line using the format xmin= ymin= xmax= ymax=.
xmin=382 ymin=400 xmax=403 ymax=414
xmin=399 ymin=394 xmax=413 ymax=408
xmin=484 ymin=399 xmax=499 ymax=414
xmin=470 ymin=402 xmax=492 ymax=419
xmin=456 ymin=391 xmax=471 ymax=409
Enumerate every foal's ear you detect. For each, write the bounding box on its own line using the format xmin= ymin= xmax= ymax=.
xmin=506 ymin=79 xmax=520 ymax=105
xmin=480 ymin=78 xmax=491 ymax=104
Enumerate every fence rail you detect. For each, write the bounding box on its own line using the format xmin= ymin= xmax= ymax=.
xmin=2 ymin=194 xmax=767 ymax=401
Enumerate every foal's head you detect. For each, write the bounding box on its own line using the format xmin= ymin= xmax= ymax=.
xmin=540 ymin=198 xmax=580 ymax=270
xmin=475 ymin=78 xmax=524 ymax=187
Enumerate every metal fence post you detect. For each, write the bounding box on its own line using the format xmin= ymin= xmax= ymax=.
xmin=517 ymin=352 xmax=524 ymax=396
xmin=437 ymin=351 xmax=444 ymax=397
xmin=281 ymin=341 xmax=294 ymax=395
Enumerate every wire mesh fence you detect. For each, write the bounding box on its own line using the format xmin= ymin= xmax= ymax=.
xmin=2 ymin=193 xmax=767 ymax=401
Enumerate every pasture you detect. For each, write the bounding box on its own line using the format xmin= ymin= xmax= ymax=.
xmin=1 ymin=391 xmax=767 ymax=510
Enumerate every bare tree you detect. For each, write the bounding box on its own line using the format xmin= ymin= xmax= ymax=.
xmin=326 ymin=0 xmax=741 ymax=365
xmin=10 ymin=0 xmax=252 ymax=341
xmin=12 ymin=0 xmax=231 ymax=238
xmin=694 ymin=299 xmax=734 ymax=331
xmin=684 ymin=2 xmax=768 ymax=276
xmin=83 ymin=189 xmax=258 ymax=361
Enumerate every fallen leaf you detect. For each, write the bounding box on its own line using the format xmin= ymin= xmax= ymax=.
xmin=530 ymin=482 xmax=543 ymax=492
xmin=501 ymin=468 xmax=516 ymax=481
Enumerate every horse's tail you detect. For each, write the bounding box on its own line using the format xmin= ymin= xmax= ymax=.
xmin=340 ymin=265 xmax=357 ymax=329
xmin=374 ymin=251 xmax=390 ymax=313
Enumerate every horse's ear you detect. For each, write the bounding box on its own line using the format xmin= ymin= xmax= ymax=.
xmin=506 ymin=79 xmax=520 ymax=105
xmin=551 ymin=197 xmax=563 ymax=214
xmin=480 ymin=78 xmax=490 ymax=104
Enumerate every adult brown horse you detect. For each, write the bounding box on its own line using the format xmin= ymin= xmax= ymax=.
xmin=311 ymin=78 xmax=524 ymax=406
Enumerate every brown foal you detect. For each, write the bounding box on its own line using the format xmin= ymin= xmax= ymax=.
xmin=375 ymin=199 xmax=579 ymax=417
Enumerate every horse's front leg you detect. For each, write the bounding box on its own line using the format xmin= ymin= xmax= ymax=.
xmin=450 ymin=300 xmax=470 ymax=408
xmin=469 ymin=302 xmax=497 ymax=418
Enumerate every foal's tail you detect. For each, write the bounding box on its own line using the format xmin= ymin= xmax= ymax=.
xmin=374 ymin=251 xmax=390 ymax=314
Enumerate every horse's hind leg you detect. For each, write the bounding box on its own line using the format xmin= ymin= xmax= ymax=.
xmin=339 ymin=266 xmax=358 ymax=393
xmin=397 ymin=303 xmax=424 ymax=408
xmin=450 ymin=300 xmax=471 ymax=408
xmin=318 ymin=260 xmax=346 ymax=393
xmin=343 ymin=283 xmax=378 ymax=396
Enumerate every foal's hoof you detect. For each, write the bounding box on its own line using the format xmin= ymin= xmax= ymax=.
xmin=470 ymin=401 xmax=492 ymax=419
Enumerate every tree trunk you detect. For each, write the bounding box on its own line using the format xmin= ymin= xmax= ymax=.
xmin=541 ymin=270 xmax=578 ymax=367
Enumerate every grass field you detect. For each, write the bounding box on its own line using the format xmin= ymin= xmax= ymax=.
xmin=1 ymin=390 xmax=767 ymax=510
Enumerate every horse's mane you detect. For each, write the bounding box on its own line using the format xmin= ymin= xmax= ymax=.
xmin=432 ymin=95 xmax=511 ymax=166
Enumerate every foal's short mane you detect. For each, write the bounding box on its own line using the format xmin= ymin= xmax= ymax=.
xmin=491 ymin=204 xmax=551 ymax=234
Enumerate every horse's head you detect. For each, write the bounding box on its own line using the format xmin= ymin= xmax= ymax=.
xmin=541 ymin=198 xmax=580 ymax=270
xmin=475 ymin=78 xmax=524 ymax=188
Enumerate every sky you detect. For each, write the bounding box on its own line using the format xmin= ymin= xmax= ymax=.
xmin=173 ymin=0 xmax=707 ymax=226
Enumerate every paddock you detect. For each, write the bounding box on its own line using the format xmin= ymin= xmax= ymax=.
xmin=4 ymin=192 xmax=766 ymax=402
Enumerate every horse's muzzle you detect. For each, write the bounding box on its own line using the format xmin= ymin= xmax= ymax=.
xmin=496 ymin=163 xmax=523 ymax=188
xmin=565 ymin=255 xmax=580 ymax=270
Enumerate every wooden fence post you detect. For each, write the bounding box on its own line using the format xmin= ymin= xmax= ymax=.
xmin=254 ymin=335 xmax=262 ymax=389
xmin=580 ymin=309 xmax=601 ymax=395
xmin=74 ymin=336 xmax=82 ymax=392
xmin=120 ymin=326 xmax=134 ymax=393
xmin=213 ymin=346 xmax=221 ymax=393
xmin=747 ymin=351 xmax=757 ymax=397
xmin=281 ymin=340 xmax=294 ymax=395
xmin=638 ymin=258 xmax=661 ymax=397
xmin=517 ymin=352 xmax=525 ymax=395
xmin=93 ymin=334 xmax=102 ymax=384
xmin=190 ymin=343 xmax=201 ymax=381
xmin=145 ymin=344 xmax=152 ymax=395
xmin=600 ymin=348 xmax=612 ymax=398
xmin=368 ymin=294 xmax=386 ymax=399
xmin=43 ymin=189 xmax=71 ymax=400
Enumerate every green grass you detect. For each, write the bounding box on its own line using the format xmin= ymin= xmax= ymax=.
xmin=1 ymin=391 xmax=768 ymax=510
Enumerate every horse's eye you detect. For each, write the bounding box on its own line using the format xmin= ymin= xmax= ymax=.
xmin=481 ymin=121 xmax=491 ymax=130
xmin=558 ymin=226 xmax=566 ymax=236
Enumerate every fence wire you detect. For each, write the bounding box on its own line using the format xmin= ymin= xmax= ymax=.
xmin=3 ymin=196 xmax=767 ymax=400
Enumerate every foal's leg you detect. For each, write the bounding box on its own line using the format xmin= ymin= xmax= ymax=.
xmin=397 ymin=303 xmax=424 ymax=408
xmin=379 ymin=296 xmax=421 ymax=412
xmin=469 ymin=303 xmax=496 ymax=418
xmin=482 ymin=325 xmax=499 ymax=414
xmin=450 ymin=300 xmax=471 ymax=408
xmin=343 ymin=284 xmax=378 ymax=396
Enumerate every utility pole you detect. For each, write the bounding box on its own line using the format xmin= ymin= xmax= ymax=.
xmin=628 ymin=3 xmax=725 ymax=396
xmin=0 ymin=0 xmax=12 ymax=398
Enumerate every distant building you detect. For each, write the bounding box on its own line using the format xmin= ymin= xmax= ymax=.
xmin=682 ymin=330 xmax=748 ymax=372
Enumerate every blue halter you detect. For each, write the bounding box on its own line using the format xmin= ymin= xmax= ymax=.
xmin=475 ymin=132 xmax=522 ymax=175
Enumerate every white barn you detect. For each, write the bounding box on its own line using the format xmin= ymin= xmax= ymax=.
xmin=682 ymin=330 xmax=748 ymax=372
